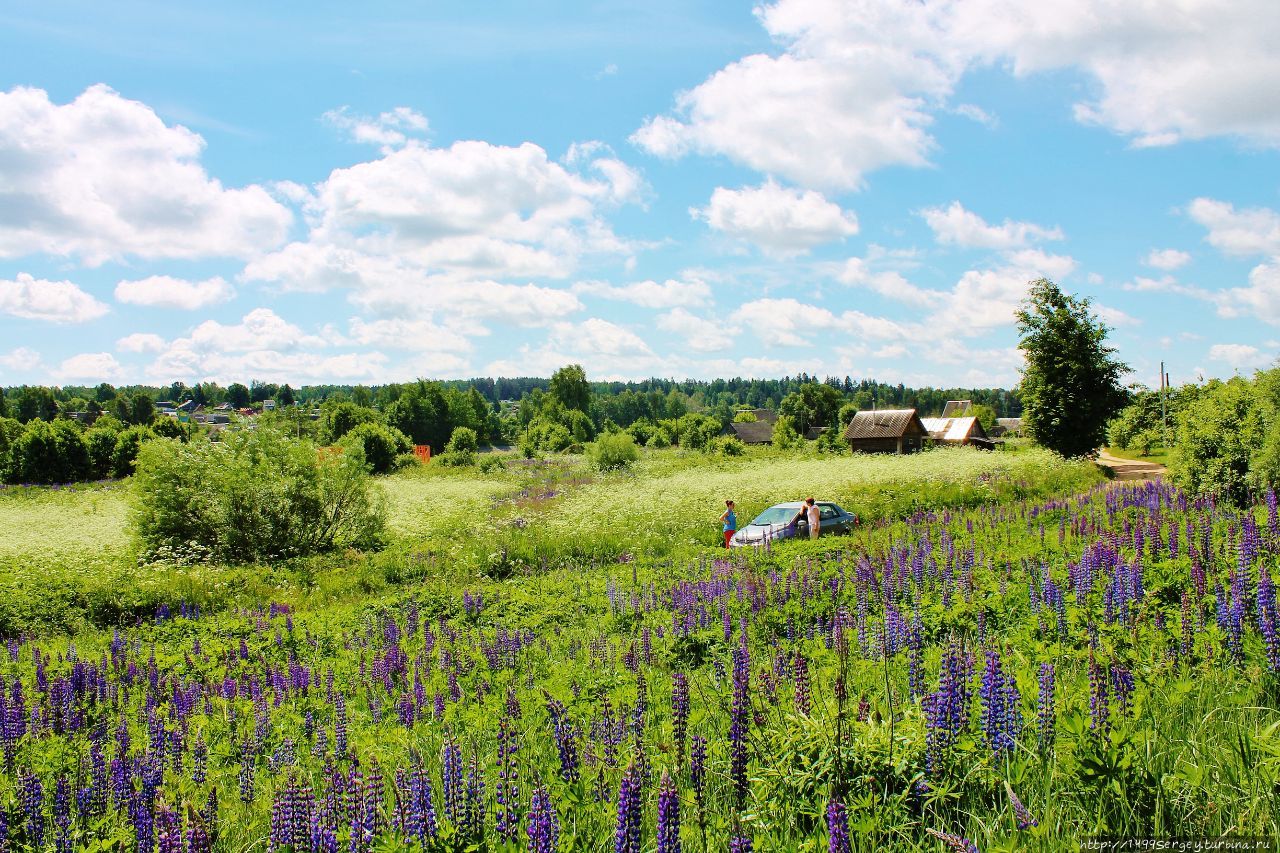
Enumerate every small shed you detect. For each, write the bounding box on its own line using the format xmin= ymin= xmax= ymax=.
xmin=729 ymin=421 xmax=774 ymax=445
xmin=941 ymin=400 xmax=973 ymax=417
xmin=843 ymin=409 xmax=928 ymax=454
xmin=993 ymin=417 xmax=1023 ymax=437
xmin=921 ymin=416 xmax=995 ymax=450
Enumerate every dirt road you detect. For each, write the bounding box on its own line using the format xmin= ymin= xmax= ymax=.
xmin=1096 ymin=450 xmax=1166 ymax=481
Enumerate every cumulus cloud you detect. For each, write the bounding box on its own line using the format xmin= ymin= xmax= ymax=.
xmin=0 ymin=85 xmax=291 ymax=265
xmin=921 ymin=201 xmax=1062 ymax=249
xmin=574 ymin=277 xmax=712 ymax=309
xmin=346 ymin=317 xmax=474 ymax=354
xmin=1214 ymin=261 xmax=1280 ymax=324
xmin=656 ymin=308 xmax=738 ymax=352
xmin=115 ymin=276 xmax=235 ymax=310
xmin=633 ymin=0 xmax=1280 ymax=189
xmin=55 ymin=352 xmax=125 ymax=383
xmin=322 ymin=106 xmax=429 ymax=152
xmin=840 ymin=258 xmax=942 ymax=307
xmin=0 ymin=273 xmax=108 ymax=323
xmin=1144 ymin=248 xmax=1191 ymax=270
xmin=116 ymin=333 xmax=167 ymax=353
xmin=1208 ymin=343 xmax=1274 ymax=370
xmin=0 ymin=347 xmax=42 ymax=371
xmin=1187 ymin=198 xmax=1280 ymax=256
xmin=691 ymin=181 xmax=858 ymax=256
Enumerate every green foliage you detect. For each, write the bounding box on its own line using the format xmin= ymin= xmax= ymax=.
xmin=779 ymin=382 xmax=844 ymax=433
xmin=1172 ymin=371 xmax=1280 ymax=499
xmin=321 ymin=401 xmax=381 ymax=444
xmin=438 ymin=426 xmax=480 ymax=467
xmin=111 ymin=424 xmax=157 ymax=478
xmin=131 ymin=426 xmax=387 ymax=562
xmin=816 ymin=425 xmax=847 ymax=454
xmin=521 ymin=417 xmax=574 ymax=455
xmin=6 ymin=418 xmax=90 ymax=484
xmin=84 ymin=426 xmax=118 ymax=479
xmin=548 ymin=363 xmax=591 ymax=413
xmin=477 ymin=453 xmax=506 ymax=474
xmin=733 ymin=410 xmax=759 ymax=423
xmin=969 ymin=402 xmax=997 ymax=432
xmin=710 ymin=434 xmax=746 ymax=456
xmin=1017 ymin=278 xmax=1128 ymax=457
xmin=129 ymin=393 xmax=155 ymax=426
xmin=226 ymin=382 xmax=251 ymax=408
xmin=772 ymin=414 xmax=801 ymax=450
xmin=676 ymin=413 xmax=722 ymax=451
xmin=343 ymin=422 xmax=413 ymax=475
xmin=586 ymin=431 xmax=640 ymax=470
xmin=0 ymin=416 xmax=22 ymax=479
xmin=836 ymin=402 xmax=859 ymax=431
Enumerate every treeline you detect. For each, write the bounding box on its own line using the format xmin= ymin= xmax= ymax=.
xmin=1107 ymin=367 xmax=1280 ymax=504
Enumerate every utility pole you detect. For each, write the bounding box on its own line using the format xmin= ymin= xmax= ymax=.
xmin=1160 ymin=361 xmax=1169 ymax=451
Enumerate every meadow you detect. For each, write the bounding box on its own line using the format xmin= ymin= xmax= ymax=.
xmin=2 ymin=447 xmax=1278 ymax=850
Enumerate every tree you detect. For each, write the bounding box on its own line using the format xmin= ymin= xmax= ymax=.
xmin=1016 ymin=279 xmax=1128 ymax=458
xmin=549 ymin=364 xmax=591 ymax=414
xmin=94 ymin=383 xmax=116 ymax=403
xmin=279 ymin=384 xmax=296 ymax=407
xmin=15 ymin=386 xmax=57 ymax=422
xmin=779 ymin=383 xmax=843 ymax=434
xmin=321 ymin=402 xmax=380 ymax=444
xmin=969 ymin=404 xmax=997 ymax=433
xmin=836 ymin=402 xmax=859 ymax=432
xmin=227 ymin=383 xmax=251 ymax=409
xmin=130 ymin=393 xmax=156 ymax=426
xmin=772 ymin=415 xmax=801 ymax=450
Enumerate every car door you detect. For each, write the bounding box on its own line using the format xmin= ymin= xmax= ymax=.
xmin=818 ymin=503 xmax=844 ymax=535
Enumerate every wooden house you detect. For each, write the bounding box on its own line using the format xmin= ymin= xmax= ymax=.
xmin=842 ymin=409 xmax=928 ymax=454
xmin=920 ymin=416 xmax=995 ymax=449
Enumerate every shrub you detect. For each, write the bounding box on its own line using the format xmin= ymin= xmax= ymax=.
xmin=646 ymin=429 xmax=672 ymax=449
xmin=587 ymin=432 xmax=640 ymax=470
xmin=439 ymin=426 xmax=479 ymax=467
xmin=321 ymin=402 xmax=381 ymax=444
xmin=0 ymin=416 xmax=22 ymax=480
xmin=732 ymin=410 xmax=758 ymax=423
xmin=343 ymin=422 xmax=412 ymax=475
xmin=85 ymin=427 xmax=119 ymax=479
xmin=131 ymin=426 xmax=386 ymax=563
xmin=112 ymin=425 xmax=158 ymax=478
xmin=478 ymin=454 xmax=506 ymax=474
xmin=523 ymin=419 xmax=573 ymax=454
xmin=772 ymin=415 xmax=801 ymax=450
xmin=7 ymin=419 xmax=90 ymax=484
xmin=676 ymin=413 xmax=721 ymax=451
xmin=710 ymin=435 xmax=746 ymax=456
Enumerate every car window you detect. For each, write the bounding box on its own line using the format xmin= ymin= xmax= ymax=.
xmin=751 ymin=506 xmax=798 ymax=525
xmin=819 ymin=504 xmax=840 ymax=520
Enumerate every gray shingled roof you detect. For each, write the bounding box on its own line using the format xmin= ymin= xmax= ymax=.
xmin=730 ymin=421 xmax=775 ymax=444
xmin=842 ymin=409 xmax=924 ymax=440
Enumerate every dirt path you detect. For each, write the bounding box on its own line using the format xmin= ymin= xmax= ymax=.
xmin=1096 ymin=450 xmax=1166 ymax=481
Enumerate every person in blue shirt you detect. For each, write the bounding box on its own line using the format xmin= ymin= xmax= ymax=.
xmin=720 ymin=500 xmax=737 ymax=548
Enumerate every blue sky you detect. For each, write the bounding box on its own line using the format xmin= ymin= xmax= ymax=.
xmin=1 ymin=0 xmax=1278 ymax=390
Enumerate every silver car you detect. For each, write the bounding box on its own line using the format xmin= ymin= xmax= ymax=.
xmin=729 ymin=501 xmax=857 ymax=547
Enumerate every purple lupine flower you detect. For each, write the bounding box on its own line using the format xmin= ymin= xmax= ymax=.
xmin=21 ymin=769 xmax=45 ymax=849
xmin=827 ymin=797 xmax=851 ymax=853
xmin=672 ymin=672 xmax=690 ymax=767
xmin=690 ymin=734 xmax=707 ymax=808
xmin=442 ymin=737 xmax=463 ymax=828
xmin=1005 ymin=782 xmax=1038 ymax=830
xmin=979 ymin=649 xmax=1016 ymax=757
xmin=1109 ymin=665 xmax=1134 ymax=717
xmin=729 ymin=834 xmax=753 ymax=852
xmin=729 ymin=633 xmax=751 ymax=806
xmin=1257 ymin=565 xmax=1280 ymax=672
xmin=926 ymin=827 xmax=980 ymax=853
xmin=794 ymin=654 xmax=811 ymax=716
xmin=495 ymin=716 xmax=520 ymax=841
xmin=156 ymin=802 xmax=183 ymax=853
xmin=334 ymin=693 xmax=349 ymax=757
xmin=53 ymin=775 xmax=72 ymax=853
xmin=462 ymin=754 xmax=485 ymax=841
xmin=1088 ymin=655 xmax=1110 ymax=737
xmin=407 ymin=766 xmax=438 ymax=843
xmin=526 ymin=786 xmax=559 ymax=853
xmin=546 ymin=696 xmax=580 ymax=784
xmin=614 ymin=764 xmax=642 ymax=853
xmin=1036 ymin=663 xmax=1055 ymax=753
xmin=656 ymin=771 xmax=681 ymax=853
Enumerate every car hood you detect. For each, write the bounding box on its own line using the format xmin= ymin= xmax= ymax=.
xmin=732 ymin=522 xmax=794 ymax=543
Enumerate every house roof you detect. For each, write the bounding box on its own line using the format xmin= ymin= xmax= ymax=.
xmin=804 ymin=426 xmax=829 ymax=441
xmin=996 ymin=417 xmax=1022 ymax=429
xmin=743 ymin=408 xmax=777 ymax=425
xmin=730 ymin=421 xmax=774 ymax=444
xmin=920 ymin=416 xmax=988 ymax=442
xmin=843 ymin=409 xmax=925 ymax=440
xmin=941 ymin=400 xmax=973 ymax=417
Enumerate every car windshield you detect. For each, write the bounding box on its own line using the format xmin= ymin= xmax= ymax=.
xmin=750 ymin=506 xmax=799 ymax=526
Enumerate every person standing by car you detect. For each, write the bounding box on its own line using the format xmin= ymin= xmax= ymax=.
xmin=720 ymin=500 xmax=737 ymax=548
xmin=792 ymin=497 xmax=821 ymax=539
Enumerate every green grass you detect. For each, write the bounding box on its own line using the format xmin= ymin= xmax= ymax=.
xmin=0 ymin=446 xmax=1100 ymax=635
xmin=1104 ymin=445 xmax=1172 ymax=466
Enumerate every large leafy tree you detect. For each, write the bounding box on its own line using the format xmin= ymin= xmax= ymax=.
xmin=779 ymin=382 xmax=843 ymax=434
xmin=1016 ymin=278 xmax=1128 ymax=458
xmin=548 ymin=364 xmax=591 ymax=414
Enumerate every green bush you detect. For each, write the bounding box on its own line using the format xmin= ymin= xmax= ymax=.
xmin=343 ymin=422 xmax=412 ymax=475
xmin=0 ymin=416 xmax=22 ymax=480
xmin=131 ymin=426 xmax=387 ymax=563
xmin=321 ymin=402 xmax=381 ymax=444
xmin=85 ymin=427 xmax=119 ymax=479
xmin=478 ymin=453 xmax=506 ymax=474
xmin=710 ymin=435 xmax=746 ymax=456
xmin=586 ymin=431 xmax=640 ymax=470
xmin=440 ymin=426 xmax=479 ymax=467
xmin=112 ymin=425 xmax=158 ymax=478
xmin=772 ymin=415 xmax=801 ymax=450
xmin=7 ymin=419 xmax=90 ymax=484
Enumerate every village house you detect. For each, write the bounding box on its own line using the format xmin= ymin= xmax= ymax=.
xmin=843 ymin=409 xmax=928 ymax=454
xmin=920 ymin=416 xmax=995 ymax=450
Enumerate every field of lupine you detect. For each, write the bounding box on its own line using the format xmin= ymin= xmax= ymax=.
xmin=1 ymin=473 xmax=1279 ymax=851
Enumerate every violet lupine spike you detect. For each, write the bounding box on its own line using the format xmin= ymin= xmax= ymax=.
xmin=526 ymin=786 xmax=559 ymax=853
xmin=672 ymin=672 xmax=690 ymax=768
xmin=1004 ymin=781 xmax=1038 ymax=830
xmin=926 ymin=827 xmax=981 ymax=853
xmin=1036 ymin=663 xmax=1055 ymax=753
xmin=495 ymin=715 xmax=521 ymax=841
xmin=690 ymin=734 xmax=707 ymax=807
xmin=729 ymin=633 xmax=751 ymax=806
xmin=793 ymin=654 xmax=811 ymax=716
xmin=656 ymin=771 xmax=681 ymax=853
xmin=729 ymin=834 xmax=753 ymax=853
xmin=441 ymin=738 xmax=463 ymax=829
xmin=614 ymin=764 xmax=642 ymax=853
xmin=826 ymin=797 xmax=851 ymax=853
xmin=1088 ymin=655 xmax=1110 ymax=738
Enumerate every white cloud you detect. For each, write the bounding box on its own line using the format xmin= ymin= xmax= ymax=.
xmin=656 ymin=308 xmax=738 ymax=352
xmin=347 ymin=317 xmax=474 ymax=354
xmin=0 ymin=347 xmax=41 ymax=371
xmin=0 ymin=273 xmax=108 ymax=323
xmin=691 ymin=181 xmax=858 ymax=256
xmin=1144 ymin=248 xmax=1191 ymax=270
xmin=322 ymin=106 xmax=429 ymax=152
xmin=0 ymin=85 xmax=291 ymax=265
xmin=1208 ymin=343 xmax=1274 ymax=371
xmin=574 ymin=277 xmax=712 ymax=309
xmin=55 ymin=352 xmax=124 ymax=383
xmin=732 ymin=297 xmax=911 ymax=347
xmin=1187 ymin=198 xmax=1280 ymax=257
xmin=634 ymin=0 xmax=1280 ymax=189
xmin=116 ymin=333 xmax=167 ymax=353
xmin=921 ymin=201 xmax=1062 ymax=249
xmin=1214 ymin=261 xmax=1280 ymax=324
xmin=549 ymin=318 xmax=653 ymax=358
xmin=840 ymin=258 xmax=942 ymax=307
xmin=114 ymin=275 xmax=234 ymax=310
